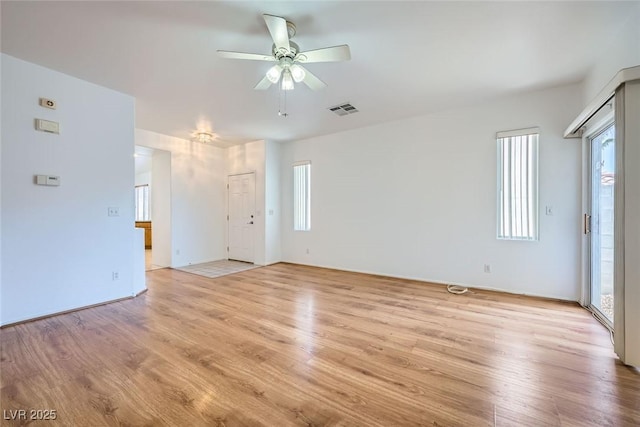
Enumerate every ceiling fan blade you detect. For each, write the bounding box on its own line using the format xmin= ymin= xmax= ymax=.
xmin=254 ymin=75 xmax=272 ymax=90
xmin=263 ymin=14 xmax=291 ymax=54
xmin=299 ymin=66 xmax=327 ymax=91
xmin=217 ymin=50 xmax=275 ymax=61
xmin=296 ymin=45 xmax=351 ymax=63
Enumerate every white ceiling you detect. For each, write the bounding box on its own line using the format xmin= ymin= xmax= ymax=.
xmin=1 ymin=1 xmax=637 ymax=146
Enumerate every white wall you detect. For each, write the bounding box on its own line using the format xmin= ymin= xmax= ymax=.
xmin=227 ymin=140 xmax=266 ymax=265
xmin=281 ymin=84 xmax=583 ymax=301
xmin=151 ymin=149 xmax=171 ymax=267
xmin=135 ymin=129 xmax=226 ymax=267
xmin=226 ymin=140 xmax=281 ymax=266
xmin=581 ymin=2 xmax=640 ymax=103
xmin=133 ymin=228 xmax=146 ymax=295
xmin=265 ymin=140 xmax=281 ymax=265
xmin=135 ymin=171 xmax=151 ymax=187
xmin=0 ymin=28 xmax=4 ymax=319
xmin=621 ymin=80 xmax=640 ymax=366
xmin=1 ymin=54 xmax=136 ymax=325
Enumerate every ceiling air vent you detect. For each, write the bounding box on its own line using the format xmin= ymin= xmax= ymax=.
xmin=328 ymin=103 xmax=359 ymax=116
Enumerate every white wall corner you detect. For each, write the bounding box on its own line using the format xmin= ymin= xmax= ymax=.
xmin=279 ymin=83 xmax=583 ymax=301
xmin=581 ymin=3 xmax=640 ymax=104
xmin=226 ymin=140 xmax=267 ymax=265
xmin=265 ymin=140 xmax=282 ymax=265
xmin=133 ymin=228 xmax=147 ymax=295
xmin=1 ymin=54 xmax=136 ymax=324
xmin=135 ymin=129 xmax=227 ymax=268
xmin=0 ymin=49 xmax=4 ymax=322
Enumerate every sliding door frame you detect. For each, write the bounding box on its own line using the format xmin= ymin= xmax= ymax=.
xmin=583 ymin=114 xmax=615 ymax=329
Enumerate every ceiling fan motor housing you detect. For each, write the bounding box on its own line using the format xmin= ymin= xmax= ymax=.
xmin=218 ymin=14 xmax=349 ymax=92
xmin=273 ymin=41 xmax=299 ymax=59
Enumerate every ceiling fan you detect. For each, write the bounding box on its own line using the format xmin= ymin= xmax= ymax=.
xmin=218 ymin=14 xmax=351 ymax=91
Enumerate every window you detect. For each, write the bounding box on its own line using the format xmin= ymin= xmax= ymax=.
xmin=293 ymin=161 xmax=311 ymax=231
xmin=135 ymin=185 xmax=150 ymax=221
xmin=497 ymin=127 xmax=539 ymax=240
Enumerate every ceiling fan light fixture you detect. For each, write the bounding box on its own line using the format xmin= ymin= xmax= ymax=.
xmin=218 ymin=14 xmax=349 ymax=95
xmin=266 ymin=64 xmax=283 ymax=84
xmin=281 ymin=69 xmax=294 ymax=91
xmin=290 ymin=64 xmax=306 ymax=83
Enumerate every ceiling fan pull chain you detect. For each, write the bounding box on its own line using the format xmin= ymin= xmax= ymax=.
xmin=278 ymin=87 xmax=288 ymax=117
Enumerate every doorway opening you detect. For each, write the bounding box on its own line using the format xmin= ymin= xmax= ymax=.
xmin=134 ymin=146 xmax=172 ymax=270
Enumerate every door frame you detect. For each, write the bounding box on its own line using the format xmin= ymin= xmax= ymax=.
xmin=227 ymin=172 xmax=256 ymax=263
xmin=134 ymin=145 xmax=172 ymax=269
xmin=581 ymin=112 xmax=615 ymax=329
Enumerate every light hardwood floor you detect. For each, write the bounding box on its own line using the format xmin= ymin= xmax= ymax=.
xmin=1 ymin=264 xmax=638 ymax=426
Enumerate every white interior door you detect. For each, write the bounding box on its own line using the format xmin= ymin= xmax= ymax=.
xmin=228 ymin=173 xmax=255 ymax=263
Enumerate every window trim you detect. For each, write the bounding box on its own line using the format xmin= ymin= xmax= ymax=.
xmin=496 ymin=127 xmax=539 ymax=241
xmin=293 ymin=161 xmax=311 ymax=231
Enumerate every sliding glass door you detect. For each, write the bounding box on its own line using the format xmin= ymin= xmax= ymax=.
xmin=589 ymin=123 xmax=615 ymax=325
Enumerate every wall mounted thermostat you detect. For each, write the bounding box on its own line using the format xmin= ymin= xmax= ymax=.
xmin=39 ymin=97 xmax=57 ymax=109
xmin=35 ymin=118 xmax=60 ymax=134
xmin=35 ymin=175 xmax=61 ymax=186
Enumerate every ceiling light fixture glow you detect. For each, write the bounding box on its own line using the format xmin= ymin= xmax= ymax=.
xmin=281 ymin=69 xmax=294 ymax=91
xmin=290 ymin=64 xmax=305 ymax=83
xmin=193 ymin=132 xmax=215 ymax=144
xmin=266 ymin=65 xmax=283 ymax=84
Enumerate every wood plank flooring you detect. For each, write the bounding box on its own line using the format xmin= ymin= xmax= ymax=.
xmin=1 ymin=263 xmax=639 ymax=426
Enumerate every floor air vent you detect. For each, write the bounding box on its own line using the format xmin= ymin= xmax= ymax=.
xmin=329 ymin=103 xmax=359 ymax=116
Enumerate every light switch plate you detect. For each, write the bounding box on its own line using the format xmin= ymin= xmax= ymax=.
xmin=35 ymin=118 xmax=60 ymax=134
xmin=35 ymin=175 xmax=60 ymax=186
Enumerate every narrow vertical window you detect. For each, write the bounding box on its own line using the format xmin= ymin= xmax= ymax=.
xmin=135 ymin=184 xmax=150 ymax=221
xmin=293 ymin=161 xmax=311 ymax=231
xmin=497 ymin=128 xmax=539 ymax=240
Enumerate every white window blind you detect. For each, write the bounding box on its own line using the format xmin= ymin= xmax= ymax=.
xmin=497 ymin=128 xmax=539 ymax=241
xmin=135 ymin=185 xmax=150 ymax=221
xmin=293 ymin=161 xmax=311 ymax=231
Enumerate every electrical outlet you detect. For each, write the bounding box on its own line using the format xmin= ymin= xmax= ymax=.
xmin=112 ymin=271 xmax=119 ymax=280
xmin=484 ymin=264 xmax=491 ymax=273
xmin=176 ymin=249 xmax=180 ymax=255
xmin=545 ymin=206 xmax=554 ymax=216
xmin=306 ymin=248 xmax=310 ymax=255
xmin=108 ymin=207 xmax=120 ymax=217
